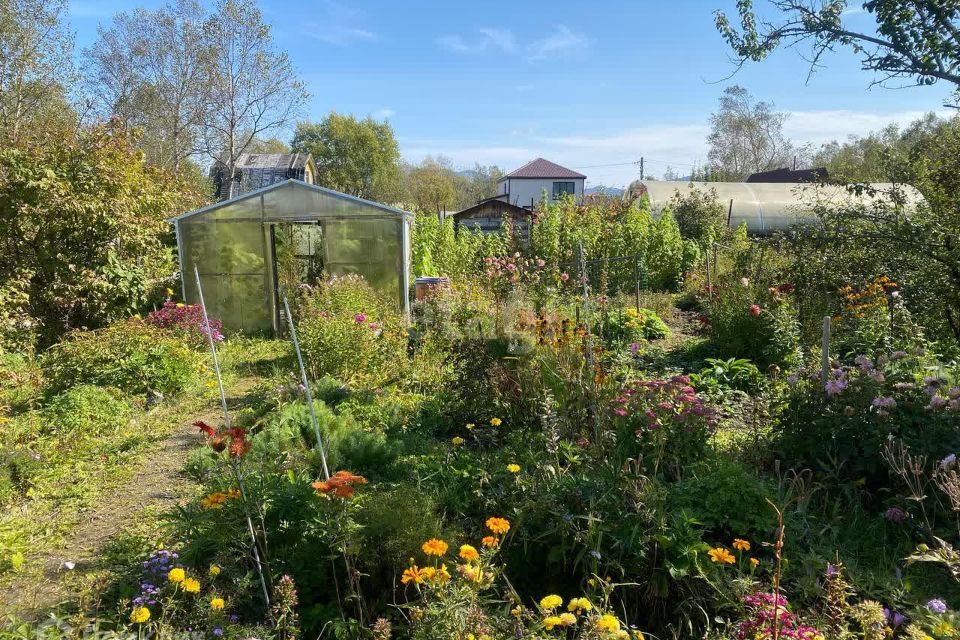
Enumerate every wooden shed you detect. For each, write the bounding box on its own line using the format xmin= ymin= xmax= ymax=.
xmin=452 ymin=196 xmax=533 ymax=245
xmin=210 ymin=152 xmax=317 ymax=201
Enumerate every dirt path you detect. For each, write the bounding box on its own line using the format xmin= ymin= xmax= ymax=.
xmin=0 ymin=378 xmax=261 ymax=618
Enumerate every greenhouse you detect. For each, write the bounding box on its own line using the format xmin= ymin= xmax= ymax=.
xmin=641 ymin=181 xmax=923 ymax=233
xmin=171 ymin=179 xmax=411 ymax=334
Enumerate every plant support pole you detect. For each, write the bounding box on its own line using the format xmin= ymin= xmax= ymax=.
xmin=821 ymin=315 xmax=831 ymax=384
xmin=283 ymin=295 xmax=331 ymax=480
xmin=194 ymin=265 xmax=272 ymax=610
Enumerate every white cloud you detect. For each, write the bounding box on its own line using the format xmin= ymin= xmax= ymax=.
xmin=305 ymin=1 xmax=378 ymax=45
xmin=527 ymin=25 xmax=587 ymax=61
xmin=437 ymin=25 xmax=585 ymax=60
xmin=372 ymin=108 xmax=395 ymax=119
xmin=783 ymin=108 xmax=952 ymax=144
xmin=436 ymin=27 xmax=517 ymax=54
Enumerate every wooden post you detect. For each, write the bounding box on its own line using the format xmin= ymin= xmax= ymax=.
xmin=727 ymin=198 xmax=733 ymax=228
xmin=821 ymin=315 xmax=831 ymax=383
xmin=634 ymin=254 xmax=641 ymax=313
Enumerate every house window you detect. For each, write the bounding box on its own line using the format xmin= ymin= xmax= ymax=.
xmin=552 ymin=181 xmax=575 ymax=198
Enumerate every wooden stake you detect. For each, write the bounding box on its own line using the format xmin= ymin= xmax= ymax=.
xmin=821 ymin=315 xmax=831 ymax=384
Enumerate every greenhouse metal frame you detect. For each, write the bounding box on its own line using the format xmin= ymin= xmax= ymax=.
xmin=171 ymin=179 xmax=411 ymax=335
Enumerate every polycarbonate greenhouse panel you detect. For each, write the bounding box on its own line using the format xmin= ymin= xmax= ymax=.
xmin=641 ymin=181 xmax=923 ymax=233
xmin=171 ymin=180 xmax=411 ymax=335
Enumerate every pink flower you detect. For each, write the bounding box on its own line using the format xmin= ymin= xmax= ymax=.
xmin=749 ymin=304 xmax=762 ymax=317
xmin=354 ymin=313 xmax=367 ymax=323
xmin=613 ymin=408 xmax=628 ymax=417
xmin=560 ymin=272 xmax=569 ymax=282
xmin=536 ymin=259 xmax=546 ymax=267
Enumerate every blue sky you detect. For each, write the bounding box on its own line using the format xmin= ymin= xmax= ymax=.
xmin=68 ymin=0 xmax=953 ymax=186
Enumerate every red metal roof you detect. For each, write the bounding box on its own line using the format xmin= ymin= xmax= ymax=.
xmin=502 ymin=157 xmax=586 ymax=179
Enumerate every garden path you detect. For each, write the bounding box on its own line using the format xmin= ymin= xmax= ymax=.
xmin=0 ymin=377 xmax=261 ymax=620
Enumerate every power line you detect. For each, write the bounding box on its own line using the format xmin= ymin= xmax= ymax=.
xmin=571 ymin=160 xmax=641 ymax=169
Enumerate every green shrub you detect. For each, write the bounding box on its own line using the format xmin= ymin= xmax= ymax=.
xmin=598 ymin=307 xmax=670 ymax=344
xmin=705 ymin=279 xmax=800 ymax=367
xmin=297 ymin=275 xmax=407 ymax=385
xmin=41 ymin=384 xmax=132 ymax=436
xmin=41 ymin=318 xmax=203 ymax=396
xmin=690 ymin=357 xmax=763 ymax=394
xmin=668 ymin=458 xmax=777 ymax=538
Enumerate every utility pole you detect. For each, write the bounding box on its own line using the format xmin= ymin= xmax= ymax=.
xmin=638 ymin=157 xmax=644 ymax=180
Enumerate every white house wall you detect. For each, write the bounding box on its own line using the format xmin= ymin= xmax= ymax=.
xmin=499 ymin=178 xmax=584 ymax=208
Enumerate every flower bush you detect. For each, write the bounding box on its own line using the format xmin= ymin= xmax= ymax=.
xmin=597 ymin=307 xmax=670 ymax=345
xmin=146 ymin=300 xmax=224 ymax=345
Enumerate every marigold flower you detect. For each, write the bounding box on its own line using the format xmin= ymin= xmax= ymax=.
xmin=506 ymin=463 xmax=521 ymax=473
xmin=708 ymin=547 xmax=736 ymax=564
xmin=401 ymin=565 xmax=425 ymax=585
xmin=750 ymin=557 xmax=760 ymax=568
xmin=481 ymin=536 xmax=499 ymax=548
xmin=422 ymin=538 xmax=449 ymax=556
xmin=733 ymin=538 xmax=751 ymax=552
xmin=486 ymin=517 xmax=510 ymax=535
xmin=559 ymin=612 xmax=577 ymax=626
xmin=210 ymin=597 xmax=225 ymax=611
xmin=490 ymin=417 xmax=502 ymax=427
xmin=597 ymin=614 xmax=621 ymax=632
xmin=209 ymin=565 xmax=221 ymax=577
xmin=568 ymin=597 xmax=593 ymax=613
xmin=433 ymin=563 xmax=452 ymax=583
xmin=459 ymin=544 xmax=479 ymax=562
xmin=182 ymin=578 xmax=201 ymax=593
xmin=540 ymin=594 xmax=563 ymax=610
xmin=544 ymin=616 xmax=564 ymax=630
xmin=459 ymin=563 xmax=482 ymax=582
xmin=451 ymin=436 xmax=465 ymax=446
xmin=129 ymin=607 xmax=151 ymax=624
xmin=168 ymin=567 xmax=185 ymax=583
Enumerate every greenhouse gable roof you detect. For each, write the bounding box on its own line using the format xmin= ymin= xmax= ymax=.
xmin=169 ymin=179 xmax=410 ymax=223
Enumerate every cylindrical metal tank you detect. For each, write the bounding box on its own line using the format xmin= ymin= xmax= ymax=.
xmin=637 ymin=181 xmax=923 ymax=234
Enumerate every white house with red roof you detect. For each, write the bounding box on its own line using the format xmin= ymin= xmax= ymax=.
xmin=496 ymin=157 xmax=586 ymax=208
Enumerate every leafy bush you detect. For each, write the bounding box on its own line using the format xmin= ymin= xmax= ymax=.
xmin=691 ymin=357 xmax=763 ymax=394
xmin=297 ymin=275 xmax=407 ymax=385
xmin=669 ymin=185 xmax=727 ymax=247
xmin=41 ymin=318 xmax=203 ymax=396
xmin=705 ymin=279 xmax=800 ymax=367
xmin=598 ymin=307 xmax=670 ymax=344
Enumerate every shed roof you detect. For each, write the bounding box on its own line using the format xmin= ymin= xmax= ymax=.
xmin=234 ymin=152 xmax=312 ymax=170
xmin=501 ymin=157 xmax=586 ymax=180
xmin=169 ymin=179 xmax=409 ymax=223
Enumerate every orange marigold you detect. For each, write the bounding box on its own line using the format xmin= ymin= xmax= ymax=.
xmin=481 ymin=536 xmax=499 ymax=548
xmin=485 ymin=517 xmax=510 ymax=535
xmin=422 ymin=538 xmax=449 ymax=556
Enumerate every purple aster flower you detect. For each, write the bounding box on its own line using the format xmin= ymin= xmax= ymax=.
xmin=825 ymin=378 xmax=848 ymax=396
xmin=213 ymin=628 xmax=224 ymax=637
xmin=884 ymin=506 xmax=907 ymax=523
xmin=629 ymin=342 xmax=640 ymax=355
xmin=941 ymin=454 xmax=957 ymax=470
xmin=926 ymin=598 xmax=948 ymax=614
xmin=928 ymin=396 xmax=948 ymax=410
xmin=891 ymin=350 xmax=908 ymax=360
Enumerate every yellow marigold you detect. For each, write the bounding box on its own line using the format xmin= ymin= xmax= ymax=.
xmin=568 ymin=597 xmax=593 ymax=613
xmin=422 ymin=538 xmax=449 ymax=556
xmin=750 ymin=557 xmax=760 ymax=568
xmin=708 ymin=547 xmax=736 ymax=564
xmin=732 ymin=538 xmax=751 ymax=552
xmin=420 ymin=566 xmax=436 ymax=581
xmin=544 ymin=616 xmax=564 ymax=630
xmin=129 ymin=607 xmax=151 ymax=624
xmin=210 ymin=597 xmax=225 ymax=611
xmin=540 ymin=594 xmax=563 ymax=610
xmin=597 ymin=614 xmax=621 ymax=632
xmin=451 ymin=436 xmax=465 ymax=446
xmin=168 ymin=567 xmax=186 ymax=583
xmin=559 ymin=612 xmax=577 ymax=627
xmin=486 ymin=517 xmax=510 ymax=535
xmin=459 ymin=563 xmax=482 ymax=582
xmin=507 ymin=463 xmax=521 ymax=473
xmin=434 ymin=563 xmax=452 ymax=583
xmin=511 ymin=606 xmax=522 ymax=617
xmin=182 ymin=577 xmax=201 ymax=594
xmin=401 ymin=565 xmax=425 ymax=585
xmin=466 ymin=423 xmax=475 ymax=430
xmin=490 ymin=417 xmax=502 ymax=427
xmin=481 ymin=536 xmax=499 ymax=548
xmin=459 ymin=544 xmax=479 ymax=562
xmin=209 ymin=565 xmax=221 ymax=577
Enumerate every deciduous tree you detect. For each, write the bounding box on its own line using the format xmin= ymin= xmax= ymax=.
xmin=706 ymin=85 xmax=794 ymax=179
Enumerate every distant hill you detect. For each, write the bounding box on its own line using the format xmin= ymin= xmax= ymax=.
xmin=585 ymin=185 xmax=625 ymax=196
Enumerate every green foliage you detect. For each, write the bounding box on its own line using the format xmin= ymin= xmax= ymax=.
xmin=296 ymin=275 xmax=407 ymax=385
xmin=291 ymin=113 xmax=402 ymax=203
xmin=0 ymin=122 xmax=202 ymax=348
xmin=690 ymin=357 xmax=763 ymax=394
xmin=669 ymin=185 xmax=728 ymax=246
xmin=597 ymin=306 xmax=670 ymax=344
xmin=411 ymin=214 xmax=506 ymax=278
xmin=41 ymin=384 xmax=132 ymax=436
xmin=41 ymin=318 xmax=203 ymax=396
xmin=705 ymin=278 xmax=800 ymax=367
